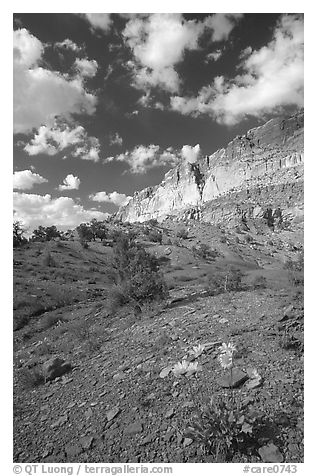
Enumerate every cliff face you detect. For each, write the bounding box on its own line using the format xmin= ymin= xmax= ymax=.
xmin=118 ymin=111 xmax=304 ymax=225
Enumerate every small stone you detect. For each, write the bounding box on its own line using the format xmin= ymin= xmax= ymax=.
xmin=165 ymin=408 xmax=174 ymax=418
xmin=113 ymin=371 xmax=125 ymax=381
xmin=51 ymin=414 xmax=68 ymax=429
xmin=219 ymin=318 xmax=229 ymax=324
xmin=80 ymin=436 xmax=94 ymax=450
xmin=85 ymin=408 xmax=93 ymax=419
xmin=183 ymin=438 xmax=193 ymax=447
xmin=78 ymin=401 xmax=87 ymax=408
xmin=258 ymin=443 xmax=284 ymax=463
xmin=124 ymin=421 xmax=143 ymax=435
xmin=217 ymin=368 xmax=248 ymax=388
xmin=106 ymin=407 xmax=120 ymax=422
xmin=159 ymin=365 xmax=173 ymax=378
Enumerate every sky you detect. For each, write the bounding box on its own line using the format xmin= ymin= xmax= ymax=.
xmin=13 ymin=11 xmax=304 ymax=233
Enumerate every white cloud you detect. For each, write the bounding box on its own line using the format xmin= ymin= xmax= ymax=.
xmin=171 ymin=14 xmax=303 ymax=125
xmin=75 ymin=58 xmax=98 ymax=78
xmin=55 ymin=39 xmax=82 ymax=52
xmin=205 ymin=49 xmax=223 ymax=63
xmin=23 ymin=123 xmax=101 ymax=162
xmin=204 ymin=13 xmax=244 ymax=42
xmin=123 ymin=13 xmax=243 ymax=94
xmin=13 ymin=169 xmax=48 ymax=190
xmin=104 ymin=144 xmax=179 ymax=174
xmin=14 ymin=28 xmax=97 ymax=134
xmin=24 ymin=124 xmax=86 ymax=156
xmin=109 ymin=132 xmax=123 ymax=147
xmin=181 ymin=144 xmax=201 ymax=164
xmin=72 ymin=136 xmax=100 ymax=162
xmin=13 ymin=192 xmax=110 ymax=232
xmin=58 ymin=174 xmax=81 ymax=191
xmin=89 ymin=191 xmax=132 ymax=207
xmin=82 ymin=13 xmax=112 ymax=33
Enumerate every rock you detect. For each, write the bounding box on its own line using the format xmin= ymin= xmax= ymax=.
xmin=219 ymin=318 xmax=229 ymax=324
xmin=113 ymin=371 xmax=125 ymax=381
xmin=258 ymin=443 xmax=284 ymax=463
xmin=183 ymin=438 xmax=193 ymax=447
xmin=124 ymin=421 xmax=143 ymax=436
xmin=79 ymin=436 xmax=94 ymax=450
xmin=42 ymin=357 xmax=71 ymax=381
xmin=159 ymin=365 xmax=173 ymax=378
xmin=106 ymin=407 xmax=120 ymax=422
xmin=84 ymin=408 xmax=93 ymax=419
xmin=65 ymin=443 xmax=82 ymax=458
xmin=51 ymin=415 xmax=68 ymax=429
xmin=165 ymin=408 xmax=175 ymax=418
xmin=217 ymin=368 xmax=248 ymax=388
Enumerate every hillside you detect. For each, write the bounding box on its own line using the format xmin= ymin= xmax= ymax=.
xmin=13 ymin=217 xmax=303 ymax=463
xmin=118 ymin=111 xmax=303 ymax=226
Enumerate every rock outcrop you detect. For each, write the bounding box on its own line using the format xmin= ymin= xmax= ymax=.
xmin=117 ymin=111 xmax=304 ymax=226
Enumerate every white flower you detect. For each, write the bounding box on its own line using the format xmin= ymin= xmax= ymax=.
xmin=172 ymin=360 xmax=202 ymax=377
xmin=189 ymin=344 xmax=205 ymax=358
xmin=172 ymin=360 xmax=190 ymax=377
xmin=218 ymin=343 xmax=236 ymax=355
xmin=218 ymin=352 xmax=233 ymax=370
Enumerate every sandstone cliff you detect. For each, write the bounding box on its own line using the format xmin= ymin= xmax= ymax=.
xmin=118 ymin=111 xmax=304 ymax=226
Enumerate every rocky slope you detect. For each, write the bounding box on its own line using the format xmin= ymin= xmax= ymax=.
xmin=118 ymin=111 xmax=304 ymax=226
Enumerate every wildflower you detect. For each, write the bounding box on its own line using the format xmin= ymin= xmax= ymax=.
xmin=218 ymin=342 xmax=236 ymax=355
xmin=218 ymin=352 xmax=233 ymax=370
xmin=172 ymin=360 xmax=201 ymax=377
xmin=189 ymin=344 xmax=205 ymax=358
xmin=172 ymin=360 xmax=190 ymax=377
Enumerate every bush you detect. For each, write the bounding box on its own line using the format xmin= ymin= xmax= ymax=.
xmin=147 ymin=229 xmax=163 ymax=243
xmin=177 ymin=228 xmax=189 ymax=239
xmin=252 ymin=275 xmax=267 ymax=289
xmin=112 ymin=232 xmax=168 ymax=305
xmin=80 ymin=239 xmax=89 ymax=249
xmin=193 ymin=244 xmax=220 ymax=261
xmin=18 ymin=367 xmax=44 ymax=390
xmin=205 ymin=266 xmax=243 ymax=295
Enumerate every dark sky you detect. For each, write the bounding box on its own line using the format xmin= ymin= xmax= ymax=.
xmin=13 ymin=12 xmax=303 ymax=231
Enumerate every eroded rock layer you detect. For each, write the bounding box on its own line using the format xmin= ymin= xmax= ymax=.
xmin=118 ymin=111 xmax=304 ymax=225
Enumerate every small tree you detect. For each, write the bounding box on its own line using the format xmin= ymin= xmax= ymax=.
xmin=76 ymin=223 xmax=94 ymax=242
xmin=113 ymin=232 xmax=168 ymax=305
xmin=13 ymin=221 xmax=27 ymax=247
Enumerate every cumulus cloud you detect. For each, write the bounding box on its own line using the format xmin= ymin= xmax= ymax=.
xmin=109 ymin=132 xmax=123 ymax=147
xmin=82 ymin=13 xmax=112 ymax=33
xmin=23 ymin=123 xmax=101 ymax=161
xmin=13 ymin=169 xmax=48 ymax=190
xmin=104 ymin=144 xmax=179 ymax=174
xmin=75 ymin=58 xmax=98 ymax=78
xmin=205 ymin=49 xmax=223 ymax=63
xmin=55 ymin=39 xmax=82 ymax=52
xmin=58 ymin=174 xmax=81 ymax=191
xmin=123 ymin=13 xmax=243 ymax=94
xmin=171 ymin=14 xmax=303 ymax=124
xmin=14 ymin=28 xmax=97 ymax=134
xmin=181 ymin=144 xmax=201 ymax=164
xmin=89 ymin=191 xmax=132 ymax=207
xmin=13 ymin=192 xmax=110 ymax=232
xmin=72 ymin=136 xmax=100 ymax=162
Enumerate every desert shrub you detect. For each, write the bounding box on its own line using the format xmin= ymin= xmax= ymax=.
xmin=69 ymin=319 xmax=91 ymax=341
xmin=40 ymin=314 xmax=61 ymax=330
xmin=284 ymin=252 xmax=304 ymax=287
xmin=177 ymin=228 xmax=189 ymax=239
xmin=252 ymin=275 xmax=267 ymax=289
xmin=147 ymin=218 xmax=158 ymax=226
xmin=193 ymin=244 xmax=219 ymax=261
xmin=112 ymin=232 xmax=168 ymax=305
xmin=42 ymin=252 xmax=56 ymax=267
xmin=80 ymin=239 xmax=89 ymax=249
xmin=176 ymin=274 xmax=194 ymax=282
xmin=18 ymin=367 xmax=44 ymax=390
xmin=106 ymin=284 xmax=130 ymax=314
xmin=13 ymin=314 xmax=31 ymax=331
xmin=205 ymin=267 xmax=243 ymax=295
xmin=147 ymin=229 xmax=163 ymax=243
